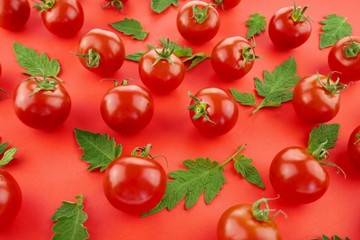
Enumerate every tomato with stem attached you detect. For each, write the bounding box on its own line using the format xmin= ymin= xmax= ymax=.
xmin=348 ymin=125 xmax=360 ymax=170
xmin=212 ymin=0 xmax=241 ymax=10
xmin=0 ymin=0 xmax=30 ymax=31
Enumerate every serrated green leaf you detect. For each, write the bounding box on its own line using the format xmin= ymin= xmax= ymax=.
xmin=74 ymin=128 xmax=122 ymax=172
xmin=307 ymin=124 xmax=340 ymax=157
xmin=230 ymin=88 xmax=256 ymax=106
xmin=125 ymin=50 xmax=148 ymax=62
xmin=0 ymin=142 xmax=8 ymax=155
xmin=51 ymin=195 xmax=89 ymax=240
xmin=233 ymin=155 xmax=265 ymax=189
xmin=312 ymin=235 xmax=350 ymax=240
xmin=319 ymin=14 xmax=352 ymax=49
xmin=0 ymin=147 xmax=18 ymax=167
xmin=151 ymin=0 xmax=178 ymax=13
xmin=110 ymin=18 xmax=148 ymax=40
xmin=183 ymin=52 xmax=210 ymax=71
xmin=246 ymin=13 xmax=266 ymax=39
xmin=159 ymin=38 xmax=192 ymax=57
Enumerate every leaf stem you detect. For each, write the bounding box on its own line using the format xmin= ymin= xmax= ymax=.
xmin=220 ymin=144 xmax=246 ymax=167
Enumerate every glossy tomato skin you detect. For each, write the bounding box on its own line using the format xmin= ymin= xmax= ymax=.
xmin=0 ymin=170 xmax=22 ymax=227
xmin=177 ymin=1 xmax=220 ymax=43
xmin=100 ymin=83 xmax=154 ymax=135
xmin=78 ymin=28 xmax=125 ymax=76
xmin=139 ymin=49 xmax=185 ymax=95
xmin=189 ymin=87 xmax=238 ymax=137
xmin=211 ymin=36 xmax=256 ymax=81
xmin=213 ymin=0 xmax=241 ymax=10
xmin=0 ymin=0 xmax=30 ymax=31
xmin=41 ymin=0 xmax=84 ymax=38
xmin=292 ymin=74 xmax=340 ymax=123
xmin=348 ymin=125 xmax=360 ymax=170
xmin=13 ymin=80 xmax=71 ymax=130
xmin=269 ymin=147 xmax=329 ymax=204
xmin=268 ymin=7 xmax=312 ymax=49
xmin=328 ymin=36 xmax=360 ymax=83
xmin=103 ymin=156 xmax=167 ymax=215
xmin=217 ymin=204 xmax=281 ymax=240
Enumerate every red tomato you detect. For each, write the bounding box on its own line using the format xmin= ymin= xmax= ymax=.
xmin=328 ymin=36 xmax=360 ymax=83
xmin=100 ymin=81 xmax=154 ymax=135
xmin=0 ymin=170 xmax=22 ymax=227
xmin=188 ymin=87 xmax=238 ymax=137
xmin=348 ymin=125 xmax=360 ymax=170
xmin=268 ymin=5 xmax=312 ymax=49
xmin=139 ymin=48 xmax=185 ymax=95
xmin=217 ymin=204 xmax=281 ymax=240
xmin=13 ymin=78 xmax=71 ymax=130
xmin=292 ymin=74 xmax=341 ymax=123
xmin=269 ymin=147 xmax=329 ymax=204
xmin=212 ymin=0 xmax=241 ymax=10
xmin=77 ymin=28 xmax=125 ymax=76
xmin=36 ymin=0 xmax=84 ymax=38
xmin=176 ymin=1 xmax=220 ymax=43
xmin=0 ymin=0 xmax=30 ymax=31
xmin=211 ymin=36 xmax=257 ymax=81
xmin=103 ymin=155 xmax=167 ymax=215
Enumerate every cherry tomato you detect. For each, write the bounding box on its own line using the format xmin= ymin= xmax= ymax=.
xmin=348 ymin=125 xmax=360 ymax=170
xmin=268 ymin=5 xmax=312 ymax=49
xmin=188 ymin=87 xmax=238 ymax=137
xmin=103 ymin=150 xmax=167 ymax=215
xmin=77 ymin=28 xmax=125 ymax=76
xmin=212 ymin=0 xmax=241 ymax=10
xmin=100 ymin=80 xmax=154 ymax=135
xmin=139 ymin=48 xmax=185 ymax=95
xmin=176 ymin=1 xmax=220 ymax=43
xmin=269 ymin=146 xmax=329 ymax=204
xmin=328 ymin=36 xmax=360 ymax=83
xmin=0 ymin=170 xmax=22 ymax=227
xmin=13 ymin=78 xmax=71 ymax=130
xmin=0 ymin=0 xmax=30 ymax=31
xmin=36 ymin=0 xmax=84 ymax=38
xmin=211 ymin=36 xmax=258 ymax=81
xmin=292 ymin=74 xmax=342 ymax=123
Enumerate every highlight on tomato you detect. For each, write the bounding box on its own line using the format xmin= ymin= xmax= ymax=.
xmin=0 ymin=0 xmax=30 ymax=31
xmin=212 ymin=0 xmax=241 ymax=10
xmin=348 ymin=125 xmax=360 ymax=171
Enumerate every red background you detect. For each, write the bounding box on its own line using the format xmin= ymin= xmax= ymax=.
xmin=1 ymin=0 xmax=360 ymax=239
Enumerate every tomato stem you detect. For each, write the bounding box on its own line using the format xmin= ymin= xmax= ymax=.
xmin=34 ymin=0 xmax=56 ymax=12
xmin=220 ymin=144 xmax=246 ymax=167
xmin=192 ymin=5 xmax=210 ymax=24
xmin=131 ymin=144 xmax=152 ymax=158
xmin=290 ymin=1 xmax=309 ymax=23
xmin=153 ymin=39 xmax=175 ymax=66
xmin=344 ymin=39 xmax=360 ymax=58
xmin=103 ymin=0 xmax=123 ymax=11
xmin=317 ymin=72 xmax=347 ymax=94
xmin=74 ymin=49 xmax=101 ymax=69
xmin=187 ymin=91 xmax=216 ymax=124
xmin=252 ymin=196 xmax=287 ymax=222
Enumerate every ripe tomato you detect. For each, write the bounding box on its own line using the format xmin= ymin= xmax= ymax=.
xmin=176 ymin=1 xmax=220 ymax=43
xmin=268 ymin=5 xmax=311 ymax=49
xmin=0 ymin=0 xmax=30 ymax=31
xmin=211 ymin=36 xmax=258 ymax=81
xmin=188 ymin=87 xmax=238 ymax=137
xmin=269 ymin=147 xmax=329 ymax=204
xmin=100 ymin=80 xmax=154 ymax=135
xmin=348 ymin=125 xmax=360 ymax=170
xmin=139 ymin=48 xmax=185 ymax=95
xmin=212 ymin=0 xmax=241 ymax=10
xmin=13 ymin=78 xmax=71 ymax=130
xmin=292 ymin=74 xmax=342 ymax=123
xmin=77 ymin=28 xmax=125 ymax=76
xmin=0 ymin=170 xmax=22 ymax=227
xmin=35 ymin=0 xmax=84 ymax=38
xmin=328 ymin=36 xmax=360 ymax=83
xmin=103 ymin=151 xmax=167 ymax=215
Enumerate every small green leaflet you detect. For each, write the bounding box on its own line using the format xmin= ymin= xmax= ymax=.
xmin=0 ymin=142 xmax=17 ymax=167
xmin=233 ymin=155 xmax=265 ymax=189
xmin=246 ymin=13 xmax=266 ymax=39
xmin=183 ymin=53 xmax=210 ymax=71
xmin=319 ymin=14 xmax=352 ymax=49
xmin=307 ymin=124 xmax=340 ymax=159
xmin=74 ymin=128 xmax=122 ymax=171
xmin=229 ymin=89 xmax=256 ymax=106
xmin=13 ymin=42 xmax=61 ymax=78
xmin=110 ymin=18 xmax=148 ymax=40
xmin=312 ymin=235 xmax=350 ymax=240
xmin=51 ymin=195 xmax=89 ymax=240
xmin=151 ymin=0 xmax=178 ymax=13
xmin=125 ymin=50 xmax=148 ymax=62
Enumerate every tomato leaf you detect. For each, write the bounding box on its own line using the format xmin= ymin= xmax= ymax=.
xmin=151 ymin=0 xmax=178 ymax=13
xmin=13 ymin=42 xmax=61 ymax=79
xmin=0 ymin=144 xmax=18 ymax=167
xmin=125 ymin=50 xmax=148 ymax=62
xmin=319 ymin=14 xmax=352 ymax=49
xmin=51 ymin=195 xmax=89 ymax=240
xmin=159 ymin=38 xmax=192 ymax=57
xmin=312 ymin=235 xmax=350 ymax=240
xmin=110 ymin=18 xmax=149 ymax=40
xmin=229 ymin=88 xmax=256 ymax=106
xmin=74 ymin=128 xmax=122 ymax=172
xmin=183 ymin=53 xmax=210 ymax=71
xmin=307 ymin=124 xmax=340 ymax=158
xmin=246 ymin=13 xmax=266 ymax=39
xmin=233 ymin=155 xmax=265 ymax=189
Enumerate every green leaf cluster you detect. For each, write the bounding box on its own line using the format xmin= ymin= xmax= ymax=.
xmin=110 ymin=18 xmax=149 ymax=40
xmin=312 ymin=234 xmax=350 ymax=240
xmin=319 ymin=14 xmax=352 ymax=49
xmin=307 ymin=124 xmax=340 ymax=160
xmin=246 ymin=13 xmax=266 ymax=39
xmin=0 ymin=142 xmax=17 ymax=167
xmin=151 ymin=0 xmax=178 ymax=13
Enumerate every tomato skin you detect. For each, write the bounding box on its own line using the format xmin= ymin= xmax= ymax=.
xmin=268 ymin=7 xmax=312 ymax=49
xmin=211 ymin=36 xmax=256 ymax=81
xmin=0 ymin=0 xmax=30 ymax=31
xmin=0 ymin=170 xmax=22 ymax=227
xmin=328 ymin=36 xmax=360 ymax=83
xmin=348 ymin=125 xmax=360 ymax=170
xmin=189 ymin=87 xmax=238 ymax=137
xmin=40 ymin=0 xmax=84 ymax=38
xmin=176 ymin=1 xmax=220 ymax=43
xmin=100 ymin=83 xmax=154 ymax=135
xmin=78 ymin=28 xmax=125 ymax=76
xmin=103 ymin=156 xmax=167 ymax=215
xmin=269 ymin=147 xmax=329 ymax=204
xmin=217 ymin=204 xmax=281 ymax=240
xmin=13 ymin=80 xmax=71 ymax=130
xmin=213 ymin=0 xmax=241 ymax=10
xmin=139 ymin=49 xmax=185 ymax=95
